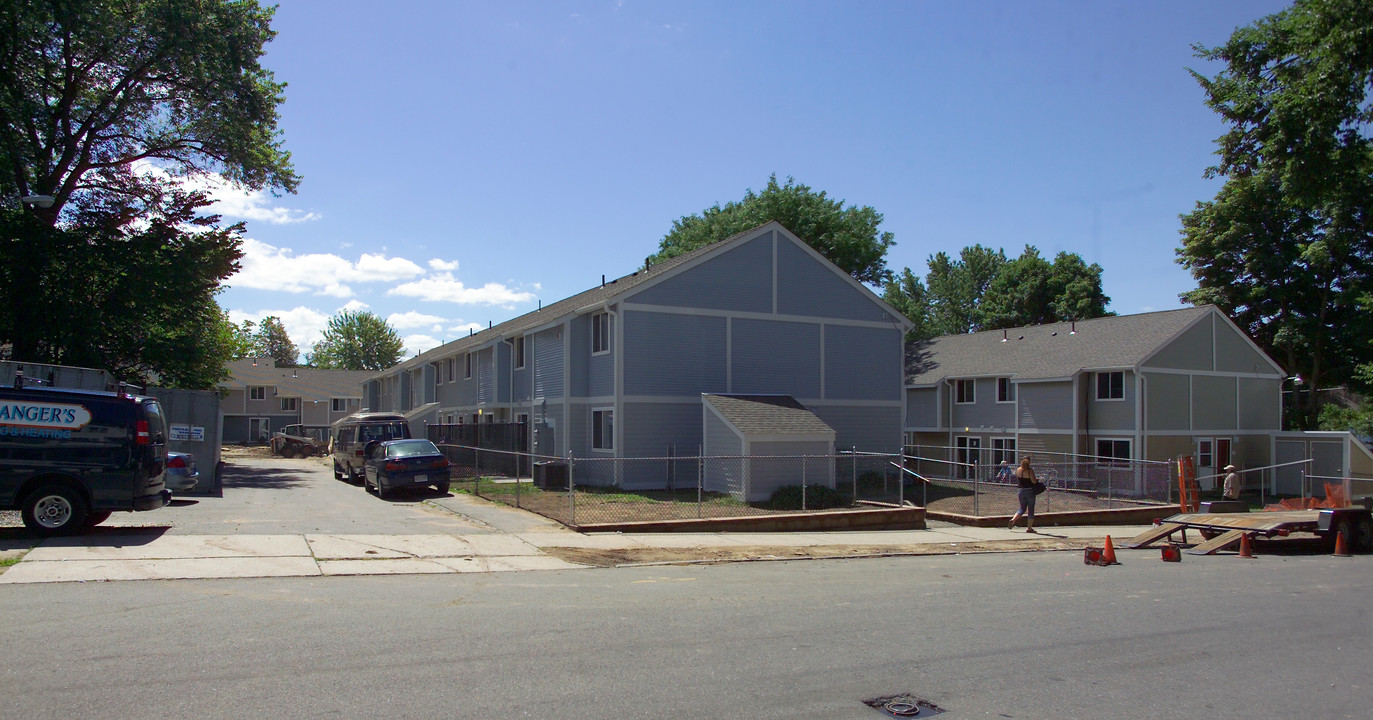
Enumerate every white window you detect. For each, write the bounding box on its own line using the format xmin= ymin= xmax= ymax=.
xmin=592 ymin=312 xmax=610 ymax=354
xmin=1097 ymin=438 xmax=1131 ymax=463
xmin=464 ymin=353 xmax=472 ymax=380
xmin=249 ymin=386 xmax=267 ymax=401
xmin=1096 ymin=371 xmax=1124 ymax=400
xmin=955 ymin=379 xmax=975 ymax=404
xmin=512 ymin=336 xmax=526 ymax=369
xmin=592 ymin=408 xmax=613 ymax=450
xmin=997 ymin=377 xmax=1016 ymax=403
xmin=331 ymin=398 xmax=352 ymax=412
xmin=280 ymin=397 xmax=298 ymax=412
xmin=447 ymin=357 xmax=456 ymax=383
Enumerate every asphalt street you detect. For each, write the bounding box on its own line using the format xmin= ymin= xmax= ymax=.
xmin=0 ymin=550 xmax=1367 ymax=720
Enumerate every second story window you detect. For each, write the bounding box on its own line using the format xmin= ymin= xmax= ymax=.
xmin=1096 ymin=371 xmax=1124 ymax=400
xmin=465 ymin=353 xmax=472 ymax=380
xmin=592 ymin=312 xmax=610 ymax=354
xmin=280 ymin=397 xmax=298 ymax=412
xmin=955 ymin=379 xmax=975 ymax=404
xmin=512 ymin=336 xmax=526 ymax=369
xmin=249 ymin=386 xmax=267 ymax=401
xmin=997 ymin=377 xmax=1016 ymax=403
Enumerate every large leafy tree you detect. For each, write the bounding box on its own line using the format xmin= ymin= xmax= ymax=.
xmin=0 ymin=0 xmax=297 ymax=386
xmin=884 ymin=245 xmax=1109 ymax=339
xmin=308 ymin=311 xmax=404 ymax=371
xmin=646 ymin=175 xmax=895 ymax=286
xmin=1177 ymin=0 xmax=1373 ymax=428
xmin=252 ymin=316 xmax=298 ymax=367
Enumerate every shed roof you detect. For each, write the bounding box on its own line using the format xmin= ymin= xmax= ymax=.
xmin=702 ymin=394 xmax=835 ymax=437
xmin=905 ymin=306 xmax=1220 ymax=385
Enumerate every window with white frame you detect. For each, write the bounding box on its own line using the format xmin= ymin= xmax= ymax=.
xmin=513 ymin=336 xmax=526 ymax=369
xmin=331 ymin=398 xmax=353 ymax=412
xmin=464 ymin=353 xmax=472 ymax=380
xmin=249 ymin=386 xmax=267 ymax=401
xmin=447 ymin=357 xmax=455 ymax=383
xmin=592 ymin=408 xmax=613 ymax=450
xmin=991 ymin=437 xmax=1017 ymax=467
xmin=592 ymin=312 xmax=610 ymax=354
xmin=280 ymin=397 xmax=298 ymax=412
xmin=997 ymin=377 xmax=1016 ymax=403
xmin=1097 ymin=438 xmax=1131 ymax=463
xmin=1096 ymin=371 xmax=1124 ymax=400
xmin=955 ymin=379 xmax=975 ymax=404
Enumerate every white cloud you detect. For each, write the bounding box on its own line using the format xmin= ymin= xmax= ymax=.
xmin=387 ymin=273 xmax=536 ymax=305
xmin=403 ymin=334 xmax=443 ymax=358
xmin=134 ymin=161 xmax=319 ymax=224
xmin=448 ymin=322 xmax=484 ymax=335
xmin=340 ymin=299 xmax=370 ymax=312
xmin=230 ymin=238 xmax=425 ymax=296
xmin=387 ymin=311 xmax=448 ymax=329
xmin=428 ymin=259 xmax=460 ymax=272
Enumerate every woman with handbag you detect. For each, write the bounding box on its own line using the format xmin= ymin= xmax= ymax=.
xmin=1009 ymin=456 xmax=1040 ymax=533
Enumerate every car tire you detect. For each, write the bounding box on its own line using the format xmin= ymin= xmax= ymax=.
xmin=375 ymin=476 xmax=389 ymax=500
xmin=1345 ymin=515 xmax=1372 ymax=554
xmin=333 ymin=462 xmax=344 ymax=480
xmin=435 ymin=482 xmax=450 ymax=495
xmin=22 ymin=483 xmax=89 ymax=536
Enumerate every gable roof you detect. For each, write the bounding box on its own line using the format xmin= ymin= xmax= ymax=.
xmin=702 ymin=394 xmax=835 ymax=437
xmin=376 ymin=221 xmax=909 ymax=380
xmin=222 ymin=358 xmax=372 ymax=400
xmin=905 ymin=306 xmax=1235 ymax=385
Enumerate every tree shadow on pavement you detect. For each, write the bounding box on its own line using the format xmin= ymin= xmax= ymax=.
xmin=221 ymin=465 xmax=312 ymax=490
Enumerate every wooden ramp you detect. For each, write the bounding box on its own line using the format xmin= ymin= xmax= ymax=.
xmin=1184 ymin=529 xmax=1245 ymax=555
xmin=1122 ymin=522 xmax=1186 ymax=549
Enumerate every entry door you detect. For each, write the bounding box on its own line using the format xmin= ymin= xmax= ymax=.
xmin=956 ymin=436 xmax=981 ymax=480
xmin=250 ymin=417 xmax=270 ymax=443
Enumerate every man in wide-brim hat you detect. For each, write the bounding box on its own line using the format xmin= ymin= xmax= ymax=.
xmin=1222 ymin=464 xmax=1240 ymax=500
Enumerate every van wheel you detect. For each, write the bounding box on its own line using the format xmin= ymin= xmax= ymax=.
xmin=22 ymin=484 xmax=89 ymax=536
xmin=333 ymin=462 xmax=345 ymax=480
xmin=84 ymin=511 xmax=113 ymax=527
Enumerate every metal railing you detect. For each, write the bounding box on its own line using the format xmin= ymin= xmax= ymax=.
xmin=902 ymin=444 xmax=1174 ymax=517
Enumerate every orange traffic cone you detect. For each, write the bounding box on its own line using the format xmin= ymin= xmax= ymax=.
xmin=1238 ymin=532 xmax=1255 ymax=559
xmin=1102 ymin=535 xmax=1119 ymax=565
xmin=1333 ymin=527 xmax=1352 ymax=557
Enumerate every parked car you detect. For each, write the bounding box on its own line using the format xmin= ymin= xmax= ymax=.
xmin=164 ymin=451 xmax=200 ymax=492
xmin=363 ymin=439 xmax=450 ymax=499
xmin=0 ymin=384 xmax=169 ymax=535
xmin=331 ymin=412 xmax=411 ymax=483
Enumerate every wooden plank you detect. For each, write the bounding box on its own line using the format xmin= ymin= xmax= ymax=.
xmin=1122 ymin=522 xmax=1185 ymax=549
xmin=1184 ymin=529 xmax=1245 ymax=555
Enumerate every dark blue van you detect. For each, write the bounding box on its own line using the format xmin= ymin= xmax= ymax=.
xmin=0 ymin=385 xmax=170 ymax=535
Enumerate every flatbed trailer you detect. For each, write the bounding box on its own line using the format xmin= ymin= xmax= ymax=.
xmin=1124 ymin=506 xmax=1373 ymax=556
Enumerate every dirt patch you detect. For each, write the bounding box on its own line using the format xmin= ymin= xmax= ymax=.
xmin=544 ymin=537 xmax=1098 ymax=567
xmin=918 ymin=482 xmax=1156 ymax=516
xmin=221 ymin=444 xmax=278 ymax=459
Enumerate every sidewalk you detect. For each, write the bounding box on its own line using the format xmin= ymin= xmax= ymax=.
xmin=0 ymin=492 xmax=1150 ymax=584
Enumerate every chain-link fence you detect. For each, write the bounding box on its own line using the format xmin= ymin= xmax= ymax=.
xmin=433 ymin=444 xmax=908 ymax=526
xmin=902 ymin=445 xmax=1175 ymax=516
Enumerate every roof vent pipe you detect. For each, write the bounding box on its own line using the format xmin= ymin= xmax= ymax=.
xmin=601 ymin=274 xmax=605 ymax=287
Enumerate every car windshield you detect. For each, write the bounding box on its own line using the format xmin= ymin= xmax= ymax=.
xmin=386 ymin=440 xmax=440 ymax=458
xmin=359 ymin=424 xmax=406 ymax=443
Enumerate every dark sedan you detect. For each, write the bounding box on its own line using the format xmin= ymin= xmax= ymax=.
xmin=363 ymin=439 xmax=451 ymax=499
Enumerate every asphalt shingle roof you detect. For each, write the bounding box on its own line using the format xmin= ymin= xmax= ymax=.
xmin=222 ymin=358 xmax=372 ymax=400
xmin=904 ymin=306 xmax=1217 ymax=385
xmin=703 ymin=394 xmax=835 ymax=437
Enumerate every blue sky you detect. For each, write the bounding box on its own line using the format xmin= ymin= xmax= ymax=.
xmin=212 ymin=0 xmax=1293 ymax=360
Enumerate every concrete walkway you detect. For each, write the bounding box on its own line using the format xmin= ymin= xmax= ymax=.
xmin=0 ymin=492 xmax=1151 ymax=584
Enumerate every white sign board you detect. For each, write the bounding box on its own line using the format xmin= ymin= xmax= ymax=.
xmin=170 ymin=424 xmax=206 ymax=441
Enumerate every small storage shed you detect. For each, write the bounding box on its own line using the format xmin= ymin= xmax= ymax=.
xmin=702 ymin=394 xmax=837 ymax=501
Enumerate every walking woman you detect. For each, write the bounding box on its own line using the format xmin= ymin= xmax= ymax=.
xmin=1008 ymin=456 xmax=1038 ymax=533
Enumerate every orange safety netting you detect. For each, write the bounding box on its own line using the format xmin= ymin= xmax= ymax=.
xmin=1263 ymin=482 xmax=1349 ymax=511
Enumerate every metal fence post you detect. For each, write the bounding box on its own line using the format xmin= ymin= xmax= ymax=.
xmin=852 ymin=447 xmax=858 ymax=502
xmin=802 ymin=456 xmax=808 ymax=510
xmin=898 ymin=453 xmax=904 ymax=506
xmin=697 ymin=446 xmax=703 ymax=520
xmin=568 ymin=454 xmax=576 ymax=526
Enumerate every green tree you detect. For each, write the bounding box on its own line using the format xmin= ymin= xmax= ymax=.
xmin=646 ymin=175 xmax=895 ymax=286
xmin=252 ymin=316 xmax=298 ymax=367
xmin=923 ymin=245 xmax=1007 ymax=335
xmin=0 ymin=0 xmax=297 ymax=383
xmin=980 ymin=246 xmax=1111 ymax=329
xmin=1177 ymin=0 xmax=1373 ymax=429
xmin=882 ymin=268 xmax=933 ymax=340
xmin=308 ymin=311 xmax=404 ymax=371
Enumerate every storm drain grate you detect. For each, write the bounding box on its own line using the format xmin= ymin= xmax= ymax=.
xmin=863 ymin=694 xmax=945 ymax=717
